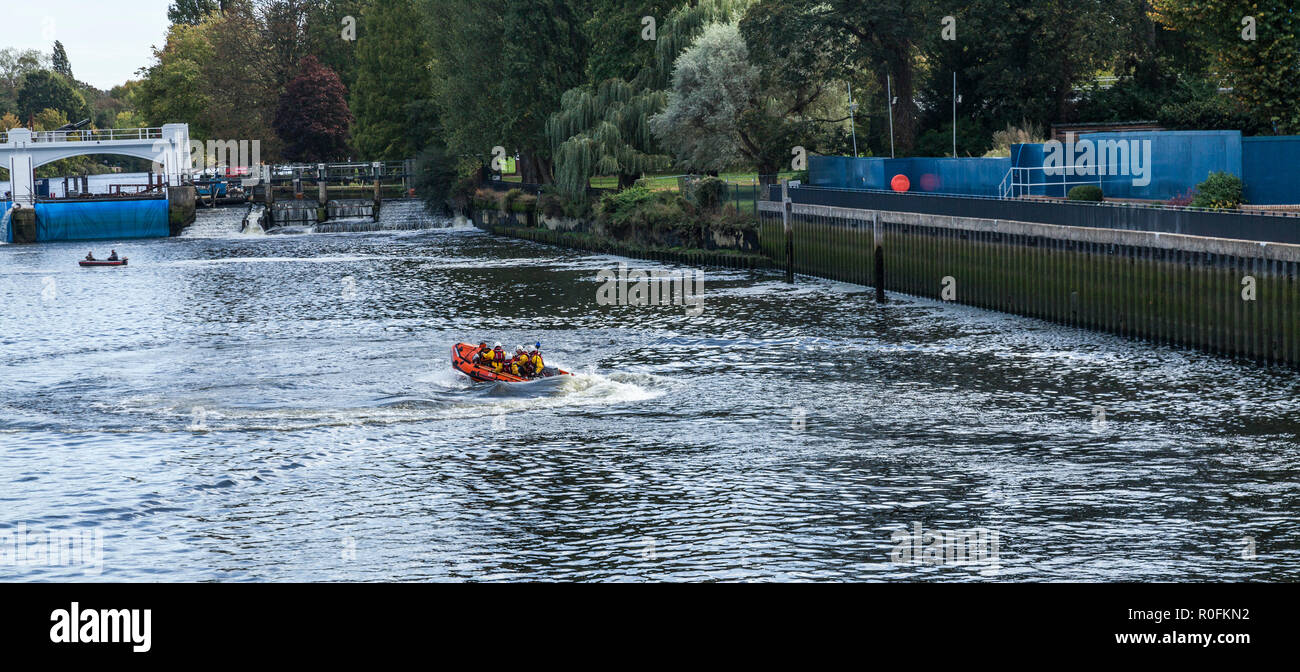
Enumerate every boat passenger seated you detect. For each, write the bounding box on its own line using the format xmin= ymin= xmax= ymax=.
xmin=107 ymin=250 xmax=119 ymax=261
xmin=85 ymin=251 xmax=96 ymax=261
xmin=490 ymin=343 xmax=507 ymax=372
xmin=472 ymin=342 xmax=490 ymax=365
xmin=530 ymin=344 xmax=545 ymax=377
xmin=511 ymin=346 xmax=533 ymax=378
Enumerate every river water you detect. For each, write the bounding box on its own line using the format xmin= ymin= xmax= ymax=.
xmin=2 ymin=203 xmax=1297 ymax=582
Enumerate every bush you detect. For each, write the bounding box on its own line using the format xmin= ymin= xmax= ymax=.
xmin=1190 ymin=172 xmax=1245 ymax=210
xmin=502 ymin=188 xmax=536 ymax=213
xmin=510 ymin=194 xmax=536 ymax=213
xmin=1067 ymin=185 xmax=1104 ymax=202
xmin=597 ymin=186 xmax=657 ymax=220
xmin=472 ymin=189 xmax=502 ymax=211
xmin=1167 ymin=189 xmax=1196 ymax=207
xmin=537 ymin=191 xmax=564 ymax=218
xmin=413 ymin=146 xmax=458 ymax=214
xmin=689 ymin=176 xmax=728 ymax=211
xmin=450 ymin=175 xmax=478 ymax=211
xmin=984 ymin=120 xmax=1046 ymax=158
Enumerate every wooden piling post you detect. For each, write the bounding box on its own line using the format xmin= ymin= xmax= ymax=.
xmin=781 ymin=179 xmax=793 ymax=283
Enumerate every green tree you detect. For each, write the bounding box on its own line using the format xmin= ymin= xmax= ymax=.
xmin=428 ymin=0 xmax=506 ymax=174
xmin=651 ymin=20 xmax=829 ymax=179
xmin=546 ymin=0 xmax=748 ymax=198
xmin=51 ymin=41 xmax=73 ymax=80
xmin=351 ymin=0 xmax=432 ymax=159
xmin=168 ymin=0 xmax=227 ymax=25
xmin=750 ymin=0 xmax=935 ymax=155
xmin=305 ymin=0 xmax=372 ymax=94
xmin=1152 ymin=0 xmax=1300 ymax=134
xmin=17 ymin=70 xmax=90 ymax=124
xmin=497 ymin=0 xmax=591 ymax=183
xmin=137 ymin=22 xmax=214 ymax=138
xmin=585 ymin=1 xmax=671 ymax=83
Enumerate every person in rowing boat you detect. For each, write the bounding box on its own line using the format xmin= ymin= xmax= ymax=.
xmin=85 ymin=251 xmax=96 ymax=261
xmin=107 ymin=249 xmax=120 ymax=261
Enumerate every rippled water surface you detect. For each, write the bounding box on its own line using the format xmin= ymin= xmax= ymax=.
xmin=2 ymin=204 xmax=1298 ymax=581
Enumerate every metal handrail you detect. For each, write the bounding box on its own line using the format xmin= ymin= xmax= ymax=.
xmin=30 ymin=127 xmax=164 ymax=143
xmin=780 ymin=183 xmax=1300 ymax=218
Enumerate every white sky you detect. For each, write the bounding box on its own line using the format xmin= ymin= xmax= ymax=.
xmin=0 ymin=0 xmax=174 ymax=90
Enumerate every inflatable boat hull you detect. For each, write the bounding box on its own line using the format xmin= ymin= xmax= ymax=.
xmin=451 ymin=343 xmax=570 ymax=383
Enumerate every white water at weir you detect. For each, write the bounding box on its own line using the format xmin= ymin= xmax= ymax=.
xmin=181 ymin=199 xmax=460 ymax=239
xmin=0 ymin=204 xmax=11 ymax=244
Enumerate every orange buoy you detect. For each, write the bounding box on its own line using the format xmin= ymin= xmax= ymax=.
xmin=890 ymin=174 xmax=911 ymax=192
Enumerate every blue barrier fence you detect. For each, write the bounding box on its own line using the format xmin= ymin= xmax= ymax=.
xmin=813 ymin=131 xmax=1299 ymax=205
xmin=809 ymin=156 xmax=1011 ymax=196
xmin=34 ymin=199 xmax=169 ymax=242
xmin=1243 ymin=136 xmax=1300 ymax=205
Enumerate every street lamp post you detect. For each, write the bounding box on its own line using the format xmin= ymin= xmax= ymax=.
xmin=887 ymin=74 xmax=895 ymax=159
xmin=848 ymin=81 xmax=859 ymax=158
xmin=952 ymin=72 xmax=960 ymax=158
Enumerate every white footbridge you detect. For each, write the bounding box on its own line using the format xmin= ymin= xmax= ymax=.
xmin=1 ymin=124 xmax=190 ymax=206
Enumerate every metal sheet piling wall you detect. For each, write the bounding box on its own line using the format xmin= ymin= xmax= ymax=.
xmin=759 ymin=202 xmax=1300 ymax=366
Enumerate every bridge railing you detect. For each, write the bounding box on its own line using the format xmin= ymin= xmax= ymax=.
xmin=30 ymin=127 xmax=164 ymax=143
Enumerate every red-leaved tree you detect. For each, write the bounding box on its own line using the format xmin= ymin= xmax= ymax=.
xmin=274 ymin=56 xmax=353 ymax=162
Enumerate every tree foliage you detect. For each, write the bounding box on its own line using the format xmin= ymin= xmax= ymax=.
xmin=352 ymin=0 xmax=432 ymax=159
xmin=17 ymin=70 xmax=90 ymax=124
xmin=1151 ymin=0 xmax=1300 ymax=134
xmin=274 ymin=56 xmax=353 ymax=161
xmin=51 ymin=41 xmax=73 ymax=80
xmin=547 ymin=0 xmax=749 ymax=199
xmin=168 ymin=0 xmax=228 ymax=25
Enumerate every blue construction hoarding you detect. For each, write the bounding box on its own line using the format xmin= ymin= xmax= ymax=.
xmin=811 ymin=130 xmax=1298 ymax=205
xmin=34 ymin=199 xmax=169 ymax=241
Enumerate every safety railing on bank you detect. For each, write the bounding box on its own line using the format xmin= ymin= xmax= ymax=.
xmin=765 ymin=184 xmax=1300 ymax=245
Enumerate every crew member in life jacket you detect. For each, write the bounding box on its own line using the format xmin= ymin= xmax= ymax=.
xmin=511 ymin=346 xmax=533 ymax=378
xmin=529 ymin=344 xmax=545 ymax=377
xmin=472 ymin=342 xmax=490 ymax=365
xmin=490 ymin=343 xmax=507 ymax=372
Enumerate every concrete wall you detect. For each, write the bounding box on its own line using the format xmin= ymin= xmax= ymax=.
xmin=760 ymin=201 xmax=1300 ymax=365
xmin=167 ymin=186 xmax=196 ymax=236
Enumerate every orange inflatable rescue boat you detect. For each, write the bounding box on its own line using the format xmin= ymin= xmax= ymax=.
xmin=451 ymin=343 xmax=571 ymax=383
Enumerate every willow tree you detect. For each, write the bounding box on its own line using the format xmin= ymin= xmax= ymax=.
xmin=547 ymin=81 xmax=669 ymax=196
xmin=547 ymin=0 xmax=752 ymax=199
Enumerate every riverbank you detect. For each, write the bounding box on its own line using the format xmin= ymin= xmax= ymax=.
xmin=465 ymin=180 xmax=771 ymax=269
xmin=759 ymin=200 xmax=1300 ymax=366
